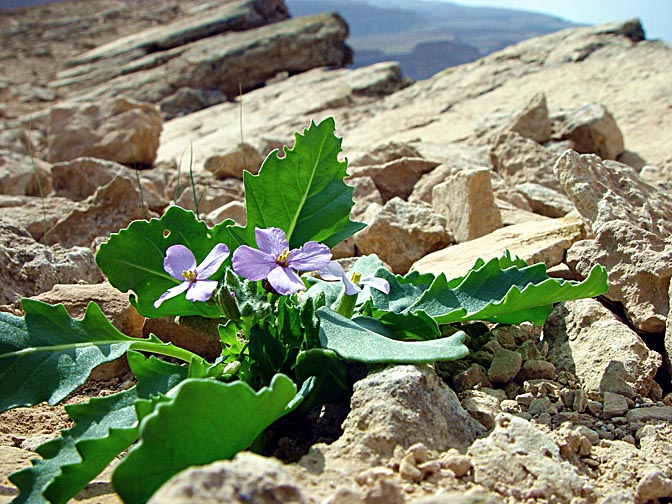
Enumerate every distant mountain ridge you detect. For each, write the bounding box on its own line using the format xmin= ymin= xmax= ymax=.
xmin=286 ymin=0 xmax=580 ymax=79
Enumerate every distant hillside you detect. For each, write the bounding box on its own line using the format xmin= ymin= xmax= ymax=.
xmin=286 ymin=0 xmax=580 ymax=79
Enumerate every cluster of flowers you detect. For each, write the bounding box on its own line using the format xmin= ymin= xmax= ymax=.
xmin=154 ymin=227 xmax=389 ymax=309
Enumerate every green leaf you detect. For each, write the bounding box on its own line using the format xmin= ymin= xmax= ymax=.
xmin=229 ymin=117 xmax=365 ymax=249
xmin=0 ymin=300 xmax=135 ymax=412
xmin=112 ymin=374 xmax=302 ymax=504
xmin=9 ymin=352 xmax=186 ymax=504
xmin=293 ymin=348 xmax=351 ymax=414
xmin=95 ymin=206 xmax=235 ymax=318
xmin=317 ymin=307 xmax=469 ymax=363
xmin=411 ymin=252 xmax=609 ymax=325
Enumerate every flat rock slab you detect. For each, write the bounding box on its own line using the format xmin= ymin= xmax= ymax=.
xmin=411 ymin=214 xmax=586 ymax=279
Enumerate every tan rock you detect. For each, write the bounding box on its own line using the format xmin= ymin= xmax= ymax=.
xmin=545 ymin=298 xmax=662 ymax=398
xmin=0 ymin=194 xmax=77 ymax=242
xmin=490 ymin=131 xmax=558 ymax=188
xmin=553 ymin=102 xmax=624 ymax=160
xmin=348 ymin=157 xmax=439 ymax=202
xmin=507 ymin=92 xmax=552 ymax=144
xmin=355 ymin=198 xmax=453 ymax=274
xmin=50 ymin=157 xmax=128 ymax=200
xmin=516 ymin=182 xmax=574 ymax=218
xmin=206 ymin=200 xmax=246 ymax=226
xmin=431 ymin=168 xmax=502 ymax=243
xmin=0 ymin=151 xmax=52 ymax=196
xmin=172 ymin=177 xmax=244 ymax=218
xmin=348 ymin=176 xmax=383 ymax=219
xmin=203 ymin=143 xmax=264 ymax=179
xmin=411 ymin=215 xmax=586 ymax=279
xmin=47 ymin=97 xmax=162 ymax=166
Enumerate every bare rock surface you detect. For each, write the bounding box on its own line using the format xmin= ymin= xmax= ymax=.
xmin=0 ymin=151 xmax=52 ymax=196
xmin=412 ymin=215 xmax=586 ymax=278
xmin=348 ymin=157 xmax=439 ymax=202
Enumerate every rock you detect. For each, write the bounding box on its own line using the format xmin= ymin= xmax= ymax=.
xmin=47 ymin=97 xmax=163 ymax=166
xmin=626 ymin=406 xmax=672 ymax=424
xmin=411 ymin=214 xmax=586 ymax=279
xmin=667 ymin=280 xmax=672 ymax=380
xmin=150 ymin=452 xmax=307 ymax=504
xmin=0 ymin=220 xmax=102 ymax=307
xmin=347 ymin=176 xmax=383 ymax=219
xmin=206 ymin=201 xmax=246 ymax=226
xmin=348 ymin=157 xmax=439 ymax=202
xmin=468 ymin=414 xmax=590 ymax=501
xmin=355 ymin=198 xmax=453 ymax=274
xmin=489 ymin=132 xmax=558 ymax=188
xmin=0 ymin=151 xmax=52 ymax=196
xmin=554 ymin=150 xmax=672 ymax=235
xmin=357 ymin=141 xmax=421 ymax=165
xmin=65 ymin=12 xmax=352 ymax=111
xmin=516 ymin=360 xmax=555 ymax=382
xmin=556 ymin=150 xmax=672 ymax=333
xmin=322 ymin=365 xmax=487 ymax=462
xmin=602 ymin=392 xmax=629 ymax=419
xmin=171 ymin=175 xmax=244 ymax=216
xmin=515 ymin=182 xmax=574 ymax=218
xmin=487 ymin=347 xmax=523 ymax=384
xmin=640 ymin=163 xmax=672 ymax=189
xmin=453 ymin=363 xmax=491 ymax=393
xmin=0 ymin=195 xmax=78 ymax=242
xmin=636 ymin=470 xmax=672 ymax=504
xmin=461 ymin=391 xmax=501 ymax=430
xmin=552 ymin=103 xmax=624 ymax=160
xmin=159 ymin=87 xmax=229 ymax=120
xmin=431 ymin=168 xmax=502 ymax=243
xmin=507 ymin=92 xmax=552 ymax=144
xmin=44 ymin=176 xmax=156 ymax=248
xmin=544 ymin=299 xmax=662 ymax=398
xmin=567 ymin=221 xmax=672 ymax=334
xmin=203 ymin=143 xmax=264 ymax=179
xmin=143 ymin=316 xmax=223 ymax=363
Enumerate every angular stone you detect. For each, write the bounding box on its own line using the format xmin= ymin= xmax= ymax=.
xmin=487 ymin=347 xmax=523 ymax=384
xmin=516 ymin=360 xmax=555 ymax=382
xmin=0 ymin=151 xmax=52 ymax=196
xmin=462 ymin=392 xmax=501 ymax=430
xmin=553 ymin=103 xmax=624 ymax=160
xmin=489 ymin=131 xmax=558 ymax=188
xmin=348 ymin=157 xmax=439 ymax=202
xmin=602 ymin=392 xmax=629 ymax=419
xmin=453 ymin=363 xmax=491 ymax=393
xmin=0 ymin=194 xmax=78 ymax=242
xmin=203 ymin=142 xmax=264 ymax=179
xmin=50 ymin=157 xmax=128 ymax=201
xmin=544 ymin=299 xmax=662 ymax=398
xmin=507 ymin=92 xmax=552 ymax=144
xmin=411 ymin=215 xmax=585 ymax=279
xmin=355 ymin=198 xmax=453 ymax=274
xmin=206 ymin=200 xmax=246 ymax=226
xmin=431 ymin=168 xmax=502 ymax=243
xmin=625 ymin=406 xmax=672 ymax=423
xmin=469 ymin=414 xmax=590 ymax=501
xmin=47 ymin=97 xmax=162 ymax=166
xmin=516 ymin=182 xmax=574 ymax=218
xmin=348 ymin=176 xmax=383 ymax=219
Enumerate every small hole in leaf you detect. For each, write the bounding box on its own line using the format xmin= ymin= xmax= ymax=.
xmin=163 ymin=230 xmax=170 ymax=238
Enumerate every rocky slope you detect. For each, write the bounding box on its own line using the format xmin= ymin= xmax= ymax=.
xmin=1 ymin=1 xmax=672 ymax=503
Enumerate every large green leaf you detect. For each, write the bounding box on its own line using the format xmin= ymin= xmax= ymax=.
xmin=95 ymin=206 xmax=235 ymax=318
xmin=229 ymin=117 xmax=365 ymax=249
xmin=9 ymin=353 xmax=186 ymax=504
xmin=411 ymin=252 xmax=609 ymax=325
xmin=112 ymin=374 xmax=306 ymax=504
xmin=317 ymin=308 xmax=469 ymax=363
xmin=0 ymin=299 xmax=203 ymax=413
xmin=0 ymin=300 xmax=135 ymax=411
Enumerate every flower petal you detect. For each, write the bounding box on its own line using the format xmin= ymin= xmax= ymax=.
xmin=196 ymin=243 xmax=230 ymax=279
xmin=255 ymin=227 xmax=288 ymax=256
xmin=163 ymin=245 xmax=197 ymax=280
xmin=318 ymin=261 xmax=346 ymax=282
xmin=153 ymin=281 xmax=190 ymax=308
xmin=186 ymin=279 xmax=218 ymax=303
xmin=232 ymin=245 xmax=276 ymax=281
xmin=361 ymin=275 xmax=391 ymax=294
xmin=267 ymin=266 xmax=306 ymax=295
xmin=288 ymin=241 xmax=332 ymax=271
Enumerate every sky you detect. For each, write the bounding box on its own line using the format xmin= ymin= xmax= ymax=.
xmin=443 ymin=0 xmax=672 ymax=42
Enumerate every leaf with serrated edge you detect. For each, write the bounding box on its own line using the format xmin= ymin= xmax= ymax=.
xmin=9 ymin=353 xmax=186 ymax=504
xmin=112 ymin=374 xmax=303 ymax=504
xmin=229 ymin=117 xmax=365 ymax=249
xmin=96 ymin=206 xmax=235 ymax=318
xmin=317 ymin=307 xmax=469 ymax=363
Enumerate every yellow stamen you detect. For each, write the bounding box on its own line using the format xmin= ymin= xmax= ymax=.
xmin=276 ymin=248 xmax=291 ymax=266
xmin=182 ymin=269 xmax=197 ymax=283
xmin=350 ymin=271 xmax=362 ymax=284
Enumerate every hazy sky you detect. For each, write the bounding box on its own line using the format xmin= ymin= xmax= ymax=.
xmin=444 ymin=0 xmax=671 ymax=42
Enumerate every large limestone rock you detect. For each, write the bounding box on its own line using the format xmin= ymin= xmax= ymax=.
xmin=431 ymin=168 xmax=502 ymax=242
xmin=545 ymin=298 xmax=662 ymax=398
xmin=489 ymin=131 xmax=558 ymax=188
xmin=47 ymin=98 xmax=162 ymax=166
xmin=55 ymin=0 xmax=290 ymax=90
xmin=0 ymin=220 xmax=102 ymax=307
xmin=0 ymin=151 xmax=52 ymax=196
xmin=507 ymin=92 xmax=552 ymax=144
xmin=468 ymin=414 xmax=591 ymax=502
xmin=355 ymin=198 xmax=453 ymax=274
xmin=555 ymin=150 xmax=672 ymax=333
xmin=64 ymin=12 xmax=352 ymax=113
xmin=411 ymin=215 xmax=586 ymax=279
xmin=348 ymin=157 xmax=439 ymax=202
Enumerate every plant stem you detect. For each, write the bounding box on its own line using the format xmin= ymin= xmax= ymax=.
xmin=334 ymin=293 xmax=357 ymax=319
xmin=129 ymin=339 xmax=205 ymax=364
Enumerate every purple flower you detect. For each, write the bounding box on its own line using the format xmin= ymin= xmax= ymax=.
xmin=154 ymin=243 xmax=230 ymax=308
xmin=232 ymin=227 xmax=331 ymax=295
xmin=319 ymin=261 xmax=390 ymax=295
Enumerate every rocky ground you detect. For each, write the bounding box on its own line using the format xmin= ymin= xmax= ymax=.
xmin=1 ymin=1 xmax=672 ymax=503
